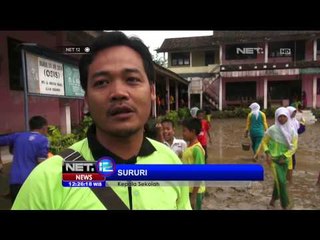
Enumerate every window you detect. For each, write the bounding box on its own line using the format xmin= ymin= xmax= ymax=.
xmin=268 ymin=80 xmax=301 ymax=100
xmin=268 ymin=41 xmax=294 ymax=58
xmin=7 ymin=37 xmax=23 ymax=90
xmin=317 ymin=78 xmax=320 ymax=95
xmin=171 ymin=52 xmax=190 ymax=66
xmin=205 ymin=51 xmax=215 ymax=65
xmin=225 ymin=81 xmax=256 ymax=101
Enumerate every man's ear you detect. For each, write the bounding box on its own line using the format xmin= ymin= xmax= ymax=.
xmin=84 ymin=93 xmax=89 ymax=111
xmin=150 ymin=83 xmax=156 ymax=101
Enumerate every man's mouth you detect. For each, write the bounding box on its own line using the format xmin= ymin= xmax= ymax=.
xmin=109 ymin=105 xmax=135 ymax=116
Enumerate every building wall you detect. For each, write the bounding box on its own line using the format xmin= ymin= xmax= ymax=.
xmin=221 ymin=43 xmax=266 ymax=65
xmin=305 ymin=39 xmax=314 ymax=61
xmin=0 ymin=31 xmax=83 ymax=133
xmin=192 ymin=51 xmax=205 ymax=66
xmin=301 ymin=74 xmax=320 ymax=108
xmin=221 ymin=75 xmax=301 ymax=107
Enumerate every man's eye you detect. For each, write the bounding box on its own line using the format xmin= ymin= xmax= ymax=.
xmin=94 ymin=80 xmax=109 ymax=87
xmin=127 ymin=77 xmax=140 ymax=83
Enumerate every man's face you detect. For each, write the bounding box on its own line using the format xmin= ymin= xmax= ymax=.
xmin=85 ymin=46 xmax=155 ymax=138
xmin=162 ymin=122 xmax=175 ymax=142
xmin=197 ymin=112 xmax=205 ymax=120
xmin=182 ymin=126 xmax=193 ymax=142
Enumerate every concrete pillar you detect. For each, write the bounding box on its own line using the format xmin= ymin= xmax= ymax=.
xmin=60 ymin=103 xmax=71 ymax=134
xmin=263 ymin=78 xmax=268 ymax=109
xmin=264 ymin=42 xmax=268 ymax=63
xmin=219 ymin=45 xmax=223 ymax=64
xmin=166 ymin=77 xmax=170 ymax=112
xmin=188 ymin=78 xmax=191 ymax=109
xmin=313 ymin=39 xmax=317 ymax=61
xmin=219 ymin=77 xmax=222 ymax=111
xmin=313 ymin=76 xmax=317 ymax=108
xmin=175 ymin=81 xmax=179 ymax=110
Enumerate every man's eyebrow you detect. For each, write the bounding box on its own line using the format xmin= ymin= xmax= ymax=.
xmin=123 ymin=68 xmax=141 ymax=74
xmin=90 ymin=68 xmax=142 ymax=79
xmin=90 ymin=71 xmax=110 ymax=79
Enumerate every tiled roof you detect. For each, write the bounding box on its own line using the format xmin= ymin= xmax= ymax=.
xmin=153 ymin=62 xmax=189 ymax=85
xmin=157 ymin=31 xmax=320 ymax=52
xmin=212 ymin=31 xmax=320 ymax=44
xmin=157 ymin=35 xmax=214 ymax=52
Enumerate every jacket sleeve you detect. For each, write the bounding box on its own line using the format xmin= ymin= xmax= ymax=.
xmin=0 ymin=133 xmax=18 ymax=146
xmin=261 ymin=112 xmax=268 ymax=131
xmin=261 ymin=134 xmax=271 ymax=153
xmin=283 ymin=136 xmax=298 ymax=159
xmin=176 ymin=186 xmax=192 ymax=210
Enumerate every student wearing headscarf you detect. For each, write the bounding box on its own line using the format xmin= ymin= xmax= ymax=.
xmin=245 ymin=102 xmax=268 ymax=161
xmin=286 ymin=106 xmax=305 ymax=183
xmin=261 ymin=107 xmax=298 ymax=209
xmin=190 ymin=107 xmax=200 ymax=118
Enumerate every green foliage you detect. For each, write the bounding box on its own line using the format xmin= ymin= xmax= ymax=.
xmin=234 ymin=108 xmax=250 ymax=118
xmin=72 ymin=115 xmax=93 ymax=141
xmin=48 ymin=115 xmax=93 ymax=154
xmin=262 ymin=107 xmax=276 ymax=118
xmin=47 ymin=125 xmax=78 ymax=154
xmin=177 ymin=107 xmax=191 ymax=120
xmin=311 ymin=108 xmax=320 ymax=119
xmin=158 ymin=108 xmax=192 ymax=126
xmin=164 ymin=110 xmax=179 ymax=126
xmin=211 ymin=107 xmax=276 ymax=119
xmin=152 ymin=53 xmax=167 ymax=67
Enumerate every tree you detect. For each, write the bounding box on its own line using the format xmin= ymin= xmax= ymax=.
xmin=152 ymin=52 xmax=167 ymax=67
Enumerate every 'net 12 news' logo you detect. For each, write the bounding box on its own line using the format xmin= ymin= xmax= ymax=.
xmin=62 ymin=157 xmax=116 ymax=188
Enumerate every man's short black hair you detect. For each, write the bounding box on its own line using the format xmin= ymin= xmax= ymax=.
xmin=79 ymin=31 xmax=155 ymax=92
xmin=29 ymin=116 xmax=48 ymax=130
xmin=144 ymin=118 xmax=158 ymax=140
xmin=161 ymin=118 xmax=175 ymax=128
xmin=182 ymin=118 xmax=201 ymax=135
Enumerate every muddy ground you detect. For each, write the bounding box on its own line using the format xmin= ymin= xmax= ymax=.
xmin=1 ymin=119 xmax=319 ymax=210
xmin=200 ymin=119 xmax=320 ymax=210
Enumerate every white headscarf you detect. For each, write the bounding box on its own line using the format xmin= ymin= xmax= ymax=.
xmin=190 ymin=107 xmax=199 ymax=118
xmin=249 ymin=102 xmax=260 ymax=120
xmin=286 ymin=106 xmax=300 ymax=134
xmin=266 ymin=107 xmax=296 ymax=149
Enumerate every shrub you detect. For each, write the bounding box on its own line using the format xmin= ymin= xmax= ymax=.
xmin=177 ymin=107 xmax=191 ymax=121
xmin=48 ymin=115 xmax=93 ymax=154
xmin=311 ymin=108 xmax=320 ymax=120
xmin=164 ymin=110 xmax=179 ymax=126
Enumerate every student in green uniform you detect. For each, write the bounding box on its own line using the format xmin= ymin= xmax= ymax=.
xmin=181 ymin=118 xmax=205 ymax=210
xmin=12 ymin=31 xmax=191 ymax=210
xmin=245 ymin=102 xmax=268 ymax=161
xmin=261 ymin=107 xmax=298 ymax=209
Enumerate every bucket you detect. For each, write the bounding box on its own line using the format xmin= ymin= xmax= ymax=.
xmin=241 ymin=138 xmax=251 ymax=151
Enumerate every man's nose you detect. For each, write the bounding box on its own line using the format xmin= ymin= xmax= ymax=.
xmin=109 ymin=81 xmax=129 ymax=101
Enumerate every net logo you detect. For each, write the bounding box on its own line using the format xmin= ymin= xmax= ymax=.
xmin=97 ymin=157 xmax=116 ymax=177
xmin=236 ymin=47 xmax=264 ymax=55
xmin=280 ymin=48 xmax=291 ymax=56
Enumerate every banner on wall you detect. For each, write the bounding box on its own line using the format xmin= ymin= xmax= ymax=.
xmin=26 ymin=52 xmax=83 ymax=98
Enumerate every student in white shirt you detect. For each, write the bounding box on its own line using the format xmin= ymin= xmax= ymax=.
xmin=161 ymin=119 xmax=187 ymax=158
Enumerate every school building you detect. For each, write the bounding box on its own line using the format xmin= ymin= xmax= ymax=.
xmin=0 ymin=31 xmax=189 ymax=134
xmin=157 ymin=31 xmax=320 ymax=110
